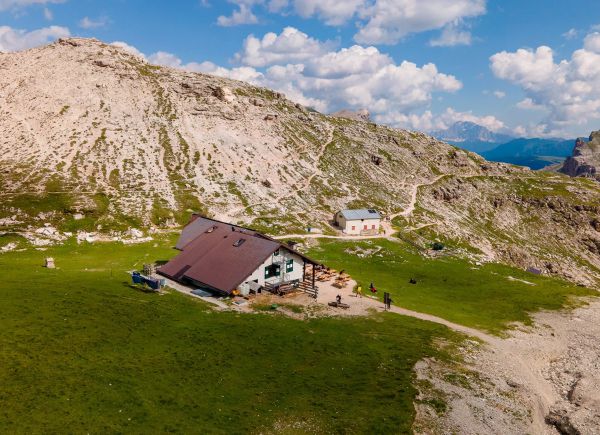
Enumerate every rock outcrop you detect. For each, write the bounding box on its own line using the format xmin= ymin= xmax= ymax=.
xmin=331 ymin=108 xmax=371 ymax=122
xmin=560 ymin=133 xmax=600 ymax=181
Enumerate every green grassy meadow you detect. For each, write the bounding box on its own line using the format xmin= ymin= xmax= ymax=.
xmin=307 ymin=238 xmax=595 ymax=335
xmin=0 ymin=238 xmax=460 ymax=434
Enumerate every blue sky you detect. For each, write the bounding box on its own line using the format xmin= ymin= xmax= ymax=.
xmin=2 ymin=0 xmax=600 ymax=138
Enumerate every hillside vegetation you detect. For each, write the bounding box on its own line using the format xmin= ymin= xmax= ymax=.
xmin=0 ymin=37 xmax=599 ymax=286
xmin=0 ymin=238 xmax=462 ymax=434
xmin=307 ymin=239 xmax=593 ymax=335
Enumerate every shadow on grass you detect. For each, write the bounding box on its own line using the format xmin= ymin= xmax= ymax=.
xmin=122 ymin=282 xmax=159 ymax=294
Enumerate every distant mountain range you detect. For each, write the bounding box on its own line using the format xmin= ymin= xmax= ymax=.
xmin=431 ymin=121 xmax=514 ymax=153
xmin=431 ymin=121 xmax=575 ymax=170
xmin=482 ymin=138 xmax=574 ymax=169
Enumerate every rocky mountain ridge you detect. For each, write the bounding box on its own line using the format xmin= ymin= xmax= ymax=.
xmin=560 ymin=132 xmax=600 ymax=181
xmin=0 ymin=37 xmax=599 ymax=286
xmin=330 ymin=108 xmax=371 ymax=123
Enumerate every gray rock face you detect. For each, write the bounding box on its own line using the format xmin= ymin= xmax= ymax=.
xmin=331 ymin=108 xmax=371 ymax=122
xmin=560 ymin=132 xmax=600 ymax=181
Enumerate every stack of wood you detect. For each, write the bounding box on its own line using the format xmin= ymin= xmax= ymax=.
xmin=316 ymin=268 xmax=336 ymax=281
xmin=333 ymin=272 xmax=351 ymax=289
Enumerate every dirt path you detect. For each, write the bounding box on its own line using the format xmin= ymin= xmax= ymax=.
xmin=415 ymin=300 xmax=600 ymax=434
xmin=272 ymin=233 xmax=387 ymax=241
xmin=314 ymin=276 xmax=590 ymax=434
xmin=301 ymin=125 xmax=335 ymax=191
xmin=275 ymin=174 xmax=451 ymax=241
xmin=164 ymin=266 xmax=596 ymax=433
xmin=390 ymin=174 xmax=449 ymax=218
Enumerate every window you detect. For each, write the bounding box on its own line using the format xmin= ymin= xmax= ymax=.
xmin=364 ymin=225 xmax=368 ymax=230
xmin=352 ymin=225 xmax=356 ymax=231
xmin=372 ymin=224 xmax=376 ymax=229
xmin=273 ymin=249 xmax=280 ymax=257
xmin=264 ymin=264 xmax=280 ymax=279
xmin=233 ymin=239 xmax=246 ymax=247
xmin=286 ymin=259 xmax=294 ymax=273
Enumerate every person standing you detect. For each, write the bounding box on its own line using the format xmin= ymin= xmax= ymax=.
xmin=356 ymin=285 xmax=363 ymax=298
xmin=385 ymin=293 xmax=393 ymax=310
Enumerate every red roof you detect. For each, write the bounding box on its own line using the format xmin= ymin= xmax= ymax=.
xmin=159 ymin=216 xmax=317 ymax=294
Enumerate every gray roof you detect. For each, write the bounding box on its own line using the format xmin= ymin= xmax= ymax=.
xmin=339 ymin=209 xmax=381 ymax=220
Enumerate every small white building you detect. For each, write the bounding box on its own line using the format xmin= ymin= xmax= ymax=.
xmin=334 ymin=209 xmax=382 ymax=235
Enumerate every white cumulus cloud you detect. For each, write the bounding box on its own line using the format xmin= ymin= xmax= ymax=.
xmin=217 ymin=0 xmax=261 ymax=26
xmin=0 ymin=25 xmax=69 ymax=52
xmin=0 ymin=0 xmax=63 ymax=11
xmin=516 ymin=98 xmax=545 ymax=111
xmin=490 ymin=33 xmax=600 ymax=135
xmin=234 ymin=26 xmax=334 ymax=67
xmin=234 ymin=36 xmax=463 ymax=115
xmin=355 ymin=0 xmax=485 ymax=45
xmin=79 ymin=16 xmax=109 ymax=29
xmin=563 ymin=28 xmax=578 ymax=40
xmin=111 ymin=41 xmax=146 ymax=59
xmin=377 ymin=107 xmax=505 ymax=133
xmin=429 ymin=21 xmax=473 ymax=47
xmin=289 ymin=0 xmax=364 ymax=25
xmin=220 ymin=0 xmax=486 ymax=44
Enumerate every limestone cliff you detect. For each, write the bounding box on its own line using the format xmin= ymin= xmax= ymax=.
xmin=560 ymin=133 xmax=600 ymax=181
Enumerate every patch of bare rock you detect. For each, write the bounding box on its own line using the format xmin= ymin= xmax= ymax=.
xmin=414 ymin=300 xmax=600 ymax=434
xmin=560 ymin=132 xmax=600 ymax=181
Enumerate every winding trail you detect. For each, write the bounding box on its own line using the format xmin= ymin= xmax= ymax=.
xmin=317 ymin=277 xmax=558 ymax=434
xmin=396 ymin=174 xmax=449 ymax=218
xmin=274 ymin=174 xmax=451 ymax=241
xmin=273 ymin=233 xmax=385 ymax=241
xmin=301 ymin=126 xmax=335 ymax=191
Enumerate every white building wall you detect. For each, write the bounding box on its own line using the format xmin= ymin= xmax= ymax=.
xmin=237 ymin=247 xmax=306 ymax=295
xmin=334 ymin=211 xmax=381 ymax=235
xmin=343 ymin=218 xmax=381 ymax=235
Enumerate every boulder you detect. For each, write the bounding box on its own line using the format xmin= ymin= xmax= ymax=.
xmin=213 ymin=86 xmax=236 ymax=103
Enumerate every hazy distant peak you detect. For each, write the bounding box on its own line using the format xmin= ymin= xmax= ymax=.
xmin=431 ymin=121 xmax=513 ymax=144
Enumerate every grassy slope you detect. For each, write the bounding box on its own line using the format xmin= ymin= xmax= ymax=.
xmin=0 ymin=239 xmax=459 ymax=434
xmin=307 ymin=239 xmax=595 ymax=335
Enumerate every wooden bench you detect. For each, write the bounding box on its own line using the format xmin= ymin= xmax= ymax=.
xmin=328 ymin=301 xmax=350 ymax=309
